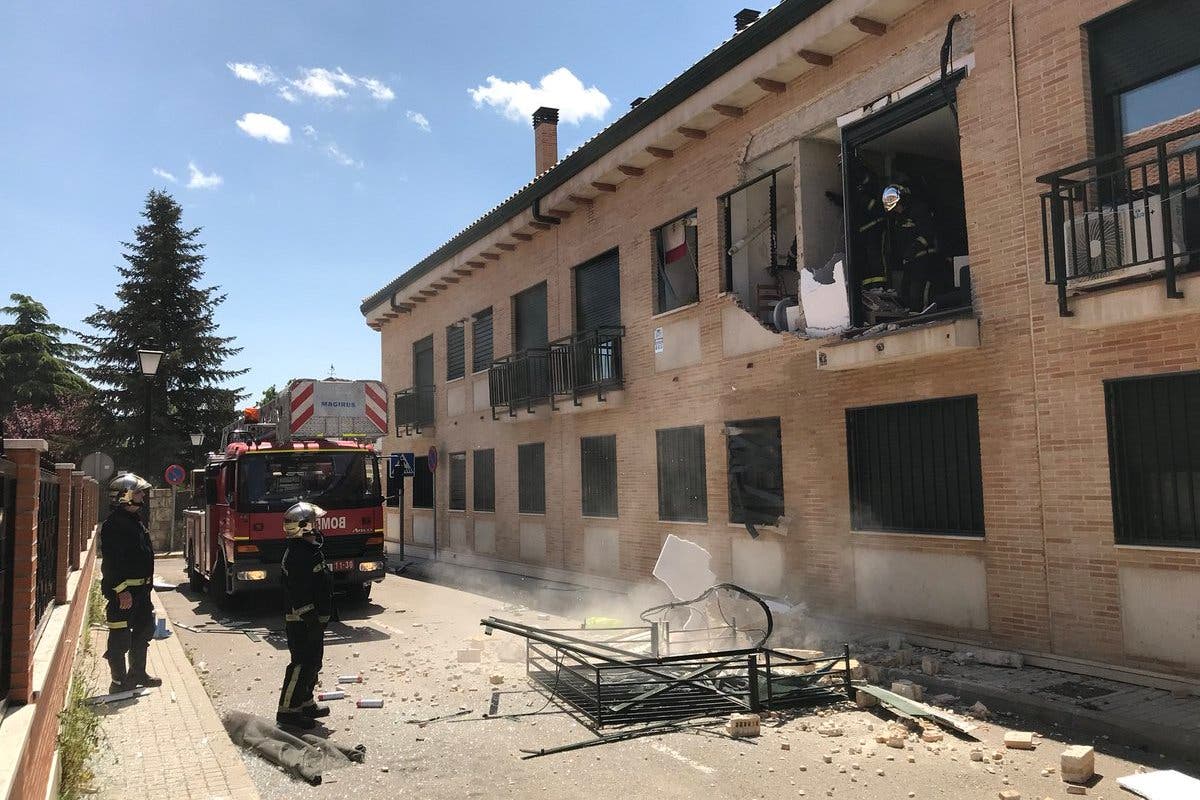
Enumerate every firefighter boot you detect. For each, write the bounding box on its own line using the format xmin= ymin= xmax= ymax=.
xmin=301 ymin=702 xmax=331 ymax=719
xmin=106 ymin=655 xmax=128 ymax=695
xmin=276 ymin=711 xmax=317 ymax=730
xmin=126 ymin=647 xmax=163 ymax=689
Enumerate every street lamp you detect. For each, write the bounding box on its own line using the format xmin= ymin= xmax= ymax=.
xmin=137 ymin=349 xmax=164 ymax=482
xmin=189 ymin=432 xmax=204 ymax=468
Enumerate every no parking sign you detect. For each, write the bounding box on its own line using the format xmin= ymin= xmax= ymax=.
xmin=164 ymin=464 xmax=186 ymax=486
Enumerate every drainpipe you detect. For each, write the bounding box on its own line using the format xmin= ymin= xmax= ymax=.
xmin=531 ymin=195 xmax=561 ymax=226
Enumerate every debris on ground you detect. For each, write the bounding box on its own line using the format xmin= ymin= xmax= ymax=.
xmin=223 ymin=710 xmax=365 ymax=786
xmin=969 ymin=701 xmax=990 ymax=719
xmin=85 ymin=687 xmax=154 ymax=706
xmin=1061 ymin=744 xmax=1095 ymax=784
xmin=1004 ymin=731 xmax=1035 ymax=750
xmin=1117 ymin=769 xmax=1200 ymax=798
xmin=356 ymin=698 xmax=384 ymax=708
xmin=489 ymin=674 xmax=504 ymax=685
xmin=891 ymin=680 xmax=924 ymax=702
xmin=855 ymin=684 xmax=977 ymax=736
xmin=726 ymin=713 xmax=761 ymax=738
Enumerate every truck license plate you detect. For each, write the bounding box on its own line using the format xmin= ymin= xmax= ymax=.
xmin=331 ymin=559 xmax=355 ymax=572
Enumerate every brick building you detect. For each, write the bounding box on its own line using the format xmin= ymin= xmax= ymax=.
xmin=361 ymin=0 xmax=1200 ymax=679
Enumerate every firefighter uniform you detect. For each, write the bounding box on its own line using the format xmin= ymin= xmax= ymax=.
xmin=100 ymin=483 xmax=157 ymax=691
xmin=276 ymin=515 xmax=333 ymax=726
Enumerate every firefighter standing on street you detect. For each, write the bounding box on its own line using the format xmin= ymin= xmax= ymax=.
xmin=276 ymin=501 xmax=333 ymax=729
xmin=101 ymin=473 xmax=161 ymax=693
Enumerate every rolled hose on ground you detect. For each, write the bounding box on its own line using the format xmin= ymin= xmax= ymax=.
xmin=638 ymin=582 xmax=773 ymax=648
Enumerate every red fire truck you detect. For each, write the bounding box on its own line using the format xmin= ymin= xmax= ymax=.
xmin=184 ymin=378 xmax=389 ymax=606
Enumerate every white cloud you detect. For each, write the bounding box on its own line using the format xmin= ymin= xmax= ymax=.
xmin=360 ymin=77 xmax=395 ymax=102
xmin=278 ymin=87 xmax=298 ymax=103
xmin=406 ymin=110 xmax=431 ymax=132
xmin=152 ymin=167 xmax=177 ymax=183
xmin=468 ymin=67 xmax=610 ymax=125
xmin=227 ymin=62 xmax=276 ymax=85
xmin=302 ymin=124 xmax=317 ymax=138
xmin=290 ymin=67 xmax=356 ymax=99
xmin=325 ymin=143 xmax=362 ymax=168
xmin=236 ymin=112 xmax=291 ymax=144
xmin=186 ymin=162 xmax=223 ymax=190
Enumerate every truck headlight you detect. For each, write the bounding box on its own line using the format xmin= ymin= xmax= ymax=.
xmin=237 ymin=570 xmax=268 ymax=581
xmin=358 ymin=561 xmax=382 ymax=572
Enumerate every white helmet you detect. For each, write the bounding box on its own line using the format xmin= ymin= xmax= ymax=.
xmin=110 ymin=473 xmax=151 ymax=506
xmin=283 ymin=502 xmax=326 ymax=538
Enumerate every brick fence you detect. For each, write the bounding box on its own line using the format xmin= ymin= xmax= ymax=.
xmin=0 ymin=439 xmax=101 ymax=800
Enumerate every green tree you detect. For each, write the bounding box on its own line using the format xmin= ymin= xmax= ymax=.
xmin=0 ymin=293 xmax=89 ymax=416
xmin=258 ymin=384 xmax=278 ymax=408
xmin=82 ymin=190 xmax=245 ymax=481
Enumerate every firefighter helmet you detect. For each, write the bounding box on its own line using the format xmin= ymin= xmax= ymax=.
xmin=283 ymin=502 xmax=326 ymax=538
xmin=109 ymin=473 xmax=151 ymax=507
xmin=881 ymin=184 xmax=905 ymax=212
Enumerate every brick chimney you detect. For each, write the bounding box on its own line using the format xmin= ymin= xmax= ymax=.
xmin=533 ymin=106 xmax=559 ymax=176
xmin=735 ymin=8 xmax=760 ymax=31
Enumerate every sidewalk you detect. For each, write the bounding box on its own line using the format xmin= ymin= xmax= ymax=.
xmin=85 ymin=591 xmax=259 ymax=800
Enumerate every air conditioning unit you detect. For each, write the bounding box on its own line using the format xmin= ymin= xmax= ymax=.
xmin=1117 ymin=193 xmax=1189 ymax=272
xmin=1063 ymin=209 xmax=1122 ymax=279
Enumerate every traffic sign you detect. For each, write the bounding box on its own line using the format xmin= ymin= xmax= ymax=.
xmin=388 ymin=453 xmax=416 ymax=479
xmin=427 ymin=445 xmax=438 ymax=472
xmin=164 ymin=464 xmax=186 ymax=486
xmin=399 ymin=453 xmax=415 ymax=477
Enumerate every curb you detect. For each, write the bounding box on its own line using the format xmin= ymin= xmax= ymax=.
xmin=877 ymin=667 xmax=1200 ymax=766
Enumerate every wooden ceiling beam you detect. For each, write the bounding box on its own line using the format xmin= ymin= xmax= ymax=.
xmin=617 ymin=165 xmax=644 ymax=177
xmin=851 ymin=15 xmax=886 ymax=36
xmin=530 ymin=220 xmax=553 ymax=230
xmin=481 ymin=252 xmax=501 ymax=261
xmin=453 ymin=268 xmax=473 ymax=276
xmin=646 ymin=146 xmax=674 ymax=159
xmin=591 ymin=182 xmax=617 ymax=193
xmin=754 ymin=77 xmax=787 ymax=93
xmin=409 ymin=295 xmax=427 ymax=303
xmin=799 ymin=49 xmax=833 ymax=67
xmin=429 ymin=282 xmax=447 ymax=290
xmin=466 ymin=260 xmax=486 ymax=269
xmin=512 ymin=232 xmax=533 ymax=241
xmin=712 ymin=104 xmax=744 ymax=118
xmin=548 ymin=207 xmax=572 ymax=218
xmin=568 ymin=194 xmax=594 ymax=205
xmin=496 ymin=243 xmax=517 ymax=252
xmin=442 ymin=276 xmax=461 ymax=284
xmin=677 ymin=126 xmax=707 ymax=140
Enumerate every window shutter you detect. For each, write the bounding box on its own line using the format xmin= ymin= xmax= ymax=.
xmin=518 ymin=442 xmax=546 ymax=514
xmin=447 ymin=325 xmax=465 ymax=381
xmin=581 ymin=435 xmax=618 ymax=517
xmin=575 ymin=250 xmax=622 ymax=332
xmin=472 ymin=308 xmax=493 ymax=372
xmin=657 ymin=426 xmax=707 ymax=522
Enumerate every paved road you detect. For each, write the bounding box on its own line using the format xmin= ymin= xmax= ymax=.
xmin=155 ymin=557 xmax=1163 ymax=800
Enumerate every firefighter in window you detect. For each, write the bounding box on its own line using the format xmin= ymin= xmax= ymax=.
xmin=276 ymin=501 xmax=334 ymax=729
xmin=101 ymin=473 xmax=160 ymax=693
xmin=880 ymin=182 xmax=945 ymax=313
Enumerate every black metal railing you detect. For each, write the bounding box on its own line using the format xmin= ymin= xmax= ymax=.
xmin=35 ymin=469 xmax=60 ymax=627
xmin=489 ymin=349 xmax=551 ymax=418
xmin=0 ymin=458 xmax=15 ymax=704
xmin=394 ymin=385 xmax=435 ymax=435
xmin=549 ymin=326 xmax=625 ymax=405
xmin=1039 ymin=123 xmax=1200 ymax=316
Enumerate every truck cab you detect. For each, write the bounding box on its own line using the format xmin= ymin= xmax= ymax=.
xmin=185 ymin=439 xmax=386 ymax=605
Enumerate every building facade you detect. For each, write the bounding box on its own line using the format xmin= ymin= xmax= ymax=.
xmin=362 ymin=0 xmax=1200 ymax=679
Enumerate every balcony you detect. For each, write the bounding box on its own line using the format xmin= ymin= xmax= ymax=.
xmin=549 ymin=326 xmax=625 ymax=406
xmin=489 ymin=327 xmax=626 ymax=419
xmin=1039 ymin=123 xmax=1200 ymax=327
xmin=394 ymin=385 xmax=435 ymax=435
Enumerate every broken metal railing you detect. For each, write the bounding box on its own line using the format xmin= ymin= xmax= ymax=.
xmin=482 ymin=616 xmax=853 ymax=729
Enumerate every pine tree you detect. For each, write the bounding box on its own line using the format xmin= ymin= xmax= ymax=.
xmin=0 ymin=293 xmax=89 ymax=417
xmin=82 ymin=190 xmax=245 ymax=481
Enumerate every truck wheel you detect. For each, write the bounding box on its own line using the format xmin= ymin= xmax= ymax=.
xmin=208 ymin=555 xmax=230 ymax=608
xmin=186 ymin=547 xmax=204 ymax=592
xmin=347 ymin=582 xmax=371 ymax=604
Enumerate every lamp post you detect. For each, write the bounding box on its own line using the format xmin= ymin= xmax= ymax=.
xmin=189 ymin=432 xmax=205 ymax=464
xmin=137 ymin=349 xmax=164 ymax=482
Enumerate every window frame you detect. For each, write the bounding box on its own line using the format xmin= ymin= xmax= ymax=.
xmin=656 ymin=425 xmax=708 ymax=523
xmin=411 ymin=455 xmax=433 ymax=509
xmin=517 ymin=442 xmax=546 ymax=515
xmin=472 ymin=307 xmax=494 ymax=374
xmin=473 ymin=448 xmax=495 ymax=512
xmin=448 ymin=451 xmax=466 ymax=511
xmin=725 ymin=416 xmax=785 ymax=526
xmin=446 ymin=322 xmax=465 ymax=382
xmin=652 ymin=209 xmax=700 ymax=315
xmin=580 ymin=435 xmax=618 ymax=518
xmin=718 ymin=166 xmax=790 ymax=295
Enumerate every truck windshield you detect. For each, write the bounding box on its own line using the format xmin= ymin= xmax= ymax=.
xmin=238 ymin=451 xmax=381 ymax=512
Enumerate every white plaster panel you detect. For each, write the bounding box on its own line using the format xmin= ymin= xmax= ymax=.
xmin=853 ymin=546 xmax=988 ymax=630
xmin=731 ymin=537 xmax=785 ymax=597
xmin=385 ymin=507 xmax=401 ymax=542
xmin=722 ymin=305 xmax=786 ymax=358
xmin=474 ymin=517 xmax=496 ymax=554
xmin=1120 ymin=565 xmax=1200 ymax=668
xmin=519 ymin=521 xmax=546 ymax=562
xmin=583 ymin=527 xmax=620 ymax=575
xmin=654 ymin=317 xmax=702 ymax=372
xmin=449 ymin=517 xmax=468 ymax=551
xmin=473 ymin=376 xmax=491 ymax=412
xmin=413 ymin=510 xmax=434 ymax=545
xmin=447 ymin=384 xmax=466 ymax=417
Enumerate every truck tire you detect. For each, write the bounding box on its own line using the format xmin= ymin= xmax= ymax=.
xmin=208 ymin=554 xmax=230 ymax=608
xmin=347 ymin=582 xmax=371 ymax=604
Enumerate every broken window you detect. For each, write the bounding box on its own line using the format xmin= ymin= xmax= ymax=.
xmin=720 ymin=160 xmax=797 ymax=327
xmin=446 ymin=322 xmax=465 ymax=381
xmin=657 ymin=425 xmax=707 ymax=522
xmin=518 ymin=442 xmax=545 ymax=514
xmin=1105 ymin=371 xmax=1200 ymax=548
xmin=653 ymin=210 xmax=699 ymax=313
xmin=841 ymin=76 xmax=972 ymax=327
xmin=846 ymin=396 xmax=984 ymax=536
xmin=726 ymin=417 xmax=784 ymax=526
xmin=412 ymin=455 xmax=433 ymax=509
xmin=448 ymin=451 xmax=466 ymax=511
xmin=580 ymin=435 xmax=618 ymax=518
xmin=473 ymin=448 xmax=495 ymax=512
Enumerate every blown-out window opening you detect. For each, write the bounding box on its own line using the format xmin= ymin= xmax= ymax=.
xmin=653 ymin=210 xmax=699 ymax=314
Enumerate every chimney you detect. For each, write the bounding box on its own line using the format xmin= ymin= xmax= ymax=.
xmin=532 ymin=106 xmax=559 ymax=176
xmin=735 ymin=8 xmax=760 ymax=31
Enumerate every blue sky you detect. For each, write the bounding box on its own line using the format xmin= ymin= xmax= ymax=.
xmin=0 ymin=1 xmax=738 ymax=403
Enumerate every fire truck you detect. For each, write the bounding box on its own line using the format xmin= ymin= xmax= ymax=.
xmin=184 ymin=378 xmax=389 ymax=606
